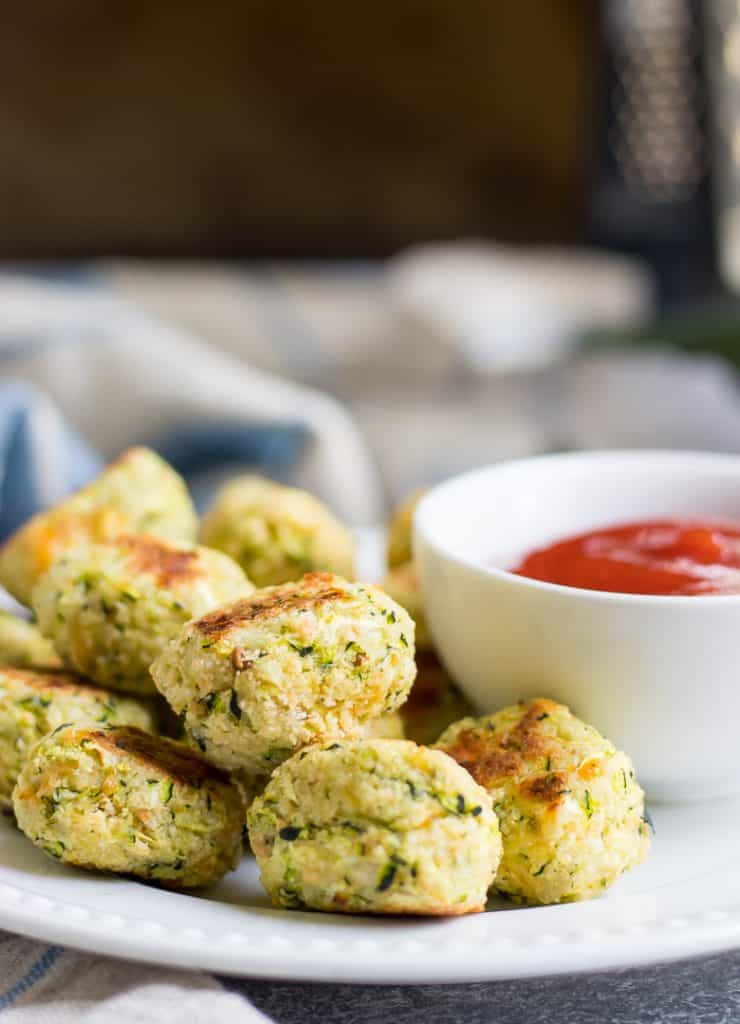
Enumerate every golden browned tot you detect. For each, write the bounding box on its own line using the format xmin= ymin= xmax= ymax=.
xmin=13 ymin=724 xmax=245 ymax=889
xmin=0 ymin=447 xmax=197 ymax=606
xmin=248 ymin=739 xmax=501 ymax=915
xmin=199 ymin=475 xmax=355 ymax=587
xmin=151 ymin=572 xmax=416 ymax=775
xmin=0 ymin=667 xmax=156 ymax=810
xmin=437 ymin=698 xmax=651 ymax=904
xmin=32 ymin=534 xmax=252 ymax=695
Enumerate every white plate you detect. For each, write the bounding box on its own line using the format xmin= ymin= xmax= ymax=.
xmin=0 ymin=794 xmax=738 ymax=982
xmin=0 ymin=532 xmax=735 ymax=982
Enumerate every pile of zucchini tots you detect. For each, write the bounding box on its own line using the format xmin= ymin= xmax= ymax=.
xmin=0 ymin=448 xmax=651 ymax=915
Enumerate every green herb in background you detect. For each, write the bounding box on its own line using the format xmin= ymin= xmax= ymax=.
xmin=586 ymin=311 xmax=740 ymax=372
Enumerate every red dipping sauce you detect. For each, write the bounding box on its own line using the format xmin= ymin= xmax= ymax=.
xmin=513 ymin=519 xmax=740 ymax=596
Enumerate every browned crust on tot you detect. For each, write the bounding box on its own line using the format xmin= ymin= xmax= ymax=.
xmin=440 ymin=699 xmax=571 ymax=807
xmin=196 ymin=572 xmax=349 ymax=638
xmin=0 ymin=666 xmax=112 ymax=698
xmin=117 ymin=534 xmax=201 ymax=587
xmin=518 ymin=771 xmax=571 ymax=803
xmin=86 ymin=726 xmax=232 ymax=785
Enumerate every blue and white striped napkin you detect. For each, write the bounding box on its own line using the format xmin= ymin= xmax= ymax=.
xmin=0 ymin=931 xmax=266 ymax=1022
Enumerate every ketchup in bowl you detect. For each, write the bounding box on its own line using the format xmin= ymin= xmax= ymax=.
xmin=513 ymin=519 xmax=740 ymax=596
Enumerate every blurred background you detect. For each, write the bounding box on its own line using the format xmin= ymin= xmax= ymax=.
xmin=4 ymin=0 xmax=740 ymax=511
xmin=0 ymin=2 xmax=595 ymax=258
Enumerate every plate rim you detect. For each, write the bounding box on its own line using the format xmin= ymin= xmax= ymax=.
xmin=0 ymin=861 xmax=739 ymax=983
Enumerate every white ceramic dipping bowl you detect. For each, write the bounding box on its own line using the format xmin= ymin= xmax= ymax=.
xmin=414 ymin=450 xmax=740 ymax=802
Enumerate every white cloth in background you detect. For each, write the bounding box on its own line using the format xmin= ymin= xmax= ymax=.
xmin=557 ymin=348 xmax=740 ymax=451
xmin=104 ymin=254 xmax=740 ymax=503
xmin=0 ymin=273 xmax=383 ymax=525
xmin=389 ymin=242 xmax=655 ymax=372
xmin=105 ymin=245 xmax=656 ymax=382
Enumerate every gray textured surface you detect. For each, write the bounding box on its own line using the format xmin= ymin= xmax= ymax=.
xmin=223 ymin=952 xmax=740 ymax=1023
